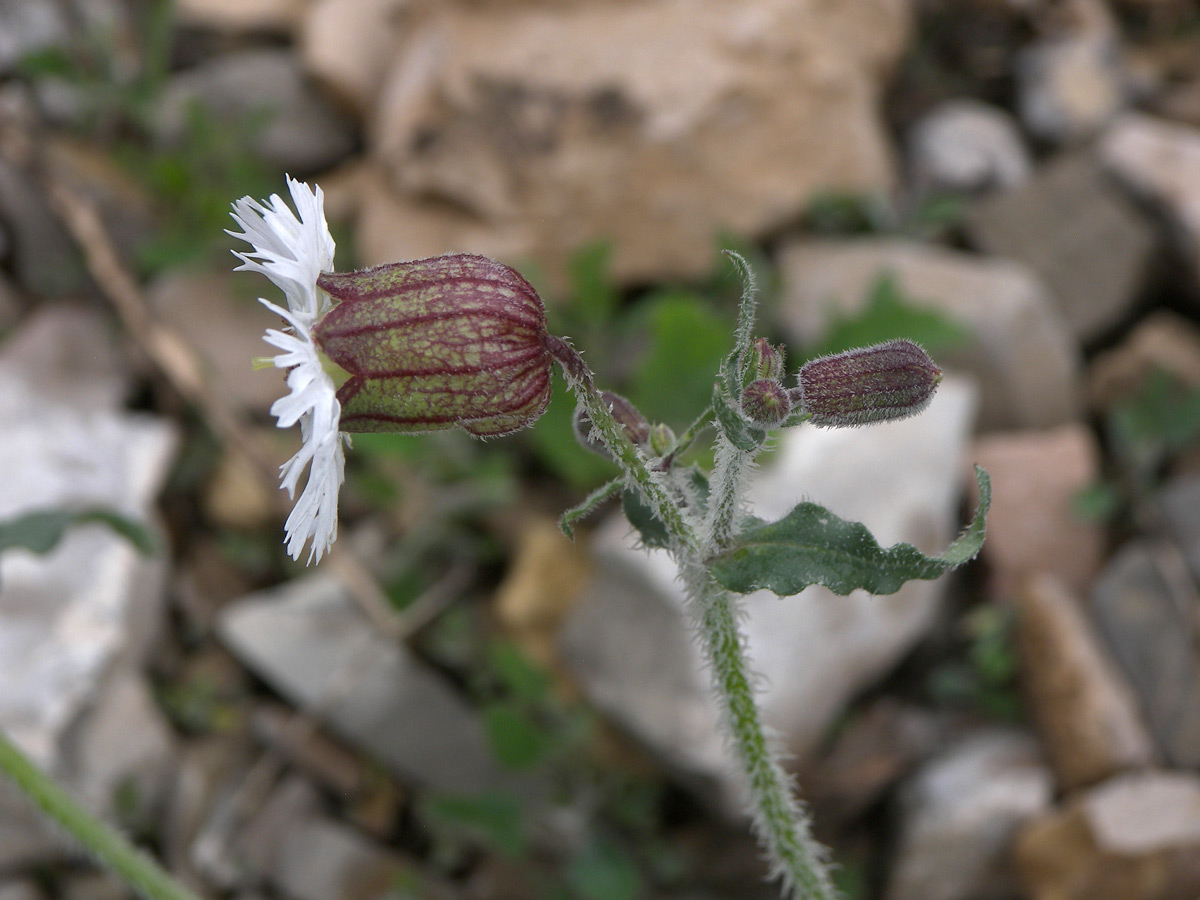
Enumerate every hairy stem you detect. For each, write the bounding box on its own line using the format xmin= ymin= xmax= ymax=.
xmin=703 ymin=432 xmax=754 ymax=555
xmin=682 ymin=568 xmax=836 ymax=900
xmin=0 ymin=728 xmax=205 ymax=900
xmin=548 ymin=337 xmax=698 ymax=551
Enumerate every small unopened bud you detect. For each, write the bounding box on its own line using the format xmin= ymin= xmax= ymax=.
xmin=313 ymin=254 xmax=553 ymax=437
xmin=741 ymin=379 xmax=792 ymax=427
xmin=649 ymin=423 xmax=676 ymax=457
xmin=748 ymin=338 xmax=785 ymax=381
xmin=796 ymin=339 xmax=941 ymax=427
xmin=573 ymin=391 xmax=650 ymax=458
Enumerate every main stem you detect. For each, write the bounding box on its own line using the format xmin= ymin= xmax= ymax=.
xmin=682 ymin=567 xmax=836 ymax=900
xmin=0 ymin=728 xmax=205 ymax=900
xmin=551 ymin=340 xmax=837 ymax=900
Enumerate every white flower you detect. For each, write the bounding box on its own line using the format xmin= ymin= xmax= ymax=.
xmin=229 ymin=177 xmax=346 ymax=565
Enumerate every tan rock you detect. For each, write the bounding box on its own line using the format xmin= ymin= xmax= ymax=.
xmin=301 ymin=0 xmax=409 ymax=115
xmin=972 ymin=426 xmax=1105 ymax=596
xmin=175 ymin=0 xmax=307 ymax=33
xmin=1088 ymin=310 xmax=1200 ymax=410
xmin=205 ymin=450 xmax=277 ymax=531
xmin=1016 ymin=770 xmax=1200 ymax=900
xmin=364 ymin=0 xmax=909 ymax=284
xmin=145 ymin=268 xmax=286 ymax=415
xmin=1017 ymin=575 xmax=1156 ymax=792
xmin=1100 ymin=113 xmax=1200 ymax=285
xmin=494 ymin=518 xmax=591 ymax=673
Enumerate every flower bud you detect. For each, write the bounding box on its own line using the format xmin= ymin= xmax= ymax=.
xmin=573 ymin=391 xmax=650 ymax=458
xmin=649 ymin=422 xmax=676 ymax=457
xmin=748 ymin=337 xmax=785 ymax=381
xmin=313 ymin=254 xmax=553 ymax=437
xmin=796 ymin=339 xmax=941 ymax=427
xmin=740 ymin=378 xmax=791 ymax=428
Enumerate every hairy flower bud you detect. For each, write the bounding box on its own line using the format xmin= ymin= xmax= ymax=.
xmin=573 ymin=391 xmax=650 ymax=458
xmin=649 ymin=422 xmax=676 ymax=457
xmin=741 ymin=378 xmax=791 ymax=428
xmin=748 ymin=337 xmax=785 ymax=382
xmin=313 ymin=254 xmax=553 ymax=437
xmin=796 ymin=339 xmax=941 ymax=427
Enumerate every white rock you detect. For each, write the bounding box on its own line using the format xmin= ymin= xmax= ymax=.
xmin=907 ymin=99 xmax=1032 ymax=192
xmin=218 ymin=575 xmax=521 ymax=796
xmin=885 ymin=731 xmax=1054 ymax=900
xmin=0 ymin=307 xmax=177 ymax=866
xmin=560 ymin=377 xmax=979 ymax=810
xmin=777 ymin=238 xmax=1082 ymax=430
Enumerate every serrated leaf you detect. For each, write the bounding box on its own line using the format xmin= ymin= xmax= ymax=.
xmin=710 ymin=466 xmax=990 ymax=596
xmin=0 ymin=508 xmax=158 ymax=558
xmin=623 ymin=488 xmax=670 ymax=550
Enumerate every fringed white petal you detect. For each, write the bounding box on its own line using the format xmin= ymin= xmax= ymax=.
xmin=230 ymin=178 xmax=345 ymax=565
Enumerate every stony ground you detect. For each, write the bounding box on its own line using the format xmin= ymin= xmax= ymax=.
xmin=3 ymin=1 xmax=1200 ymax=899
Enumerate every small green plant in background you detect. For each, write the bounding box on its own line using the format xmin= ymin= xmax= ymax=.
xmin=1075 ymin=368 xmax=1200 ymax=527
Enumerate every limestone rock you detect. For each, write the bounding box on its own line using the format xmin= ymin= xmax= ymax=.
xmin=217 ymin=574 xmax=519 ymax=796
xmin=560 ymin=377 xmax=979 ymax=809
xmin=1016 ymin=770 xmax=1200 ymax=900
xmin=1017 ymin=575 xmax=1156 ymax=792
xmin=885 ymin=731 xmax=1054 ymax=900
xmin=175 ymin=0 xmax=306 ymax=33
xmin=0 ymin=306 xmax=177 ymax=866
xmin=301 ymin=0 xmax=409 ymax=115
xmin=147 ymin=268 xmax=289 ymax=415
xmin=1090 ymin=542 xmax=1200 ymax=767
xmin=155 ymin=50 xmax=357 ymax=175
xmin=971 ymin=425 xmax=1106 ymax=596
xmin=273 ymin=817 xmax=407 ymax=900
xmin=907 ymin=98 xmax=1031 ymax=193
xmin=0 ymin=153 xmax=84 ymax=297
xmin=1100 ymin=113 xmax=1200 ymax=287
xmin=967 ymin=153 xmax=1159 ymax=342
xmin=364 ymin=0 xmax=910 ymax=284
xmin=777 ymin=238 xmax=1082 ymax=430
xmin=0 ymin=1 xmax=70 ymax=76
xmin=1158 ymin=474 xmax=1200 ymax=586
xmin=1017 ymin=0 xmax=1127 ymax=143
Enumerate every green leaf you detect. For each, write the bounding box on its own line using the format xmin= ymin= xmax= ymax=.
xmin=422 ymin=791 xmax=526 ymax=858
xmin=567 ymin=836 xmax=644 ymax=900
xmin=622 ymin=488 xmax=671 ymax=550
xmin=810 ymin=274 xmax=971 ymax=360
xmin=710 ymin=466 xmax=990 ymax=597
xmin=0 ymin=508 xmax=158 ymax=558
xmin=625 ymin=291 xmax=731 ymax=428
xmin=482 ymin=702 xmax=554 ymax=770
xmin=488 ymin=641 xmax=552 ymax=704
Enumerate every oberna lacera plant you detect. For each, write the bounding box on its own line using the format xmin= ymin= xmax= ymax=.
xmin=232 ymin=178 xmax=990 ymax=899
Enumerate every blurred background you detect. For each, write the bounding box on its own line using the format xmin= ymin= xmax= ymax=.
xmin=2 ymin=0 xmax=1200 ymax=898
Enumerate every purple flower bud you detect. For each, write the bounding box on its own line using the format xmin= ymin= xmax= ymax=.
xmin=313 ymin=254 xmax=554 ymax=437
xmin=573 ymin=391 xmax=650 ymax=458
xmin=796 ymin=339 xmax=941 ymax=427
xmin=741 ymin=378 xmax=792 ymax=428
xmin=748 ymin=337 xmax=785 ymax=381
